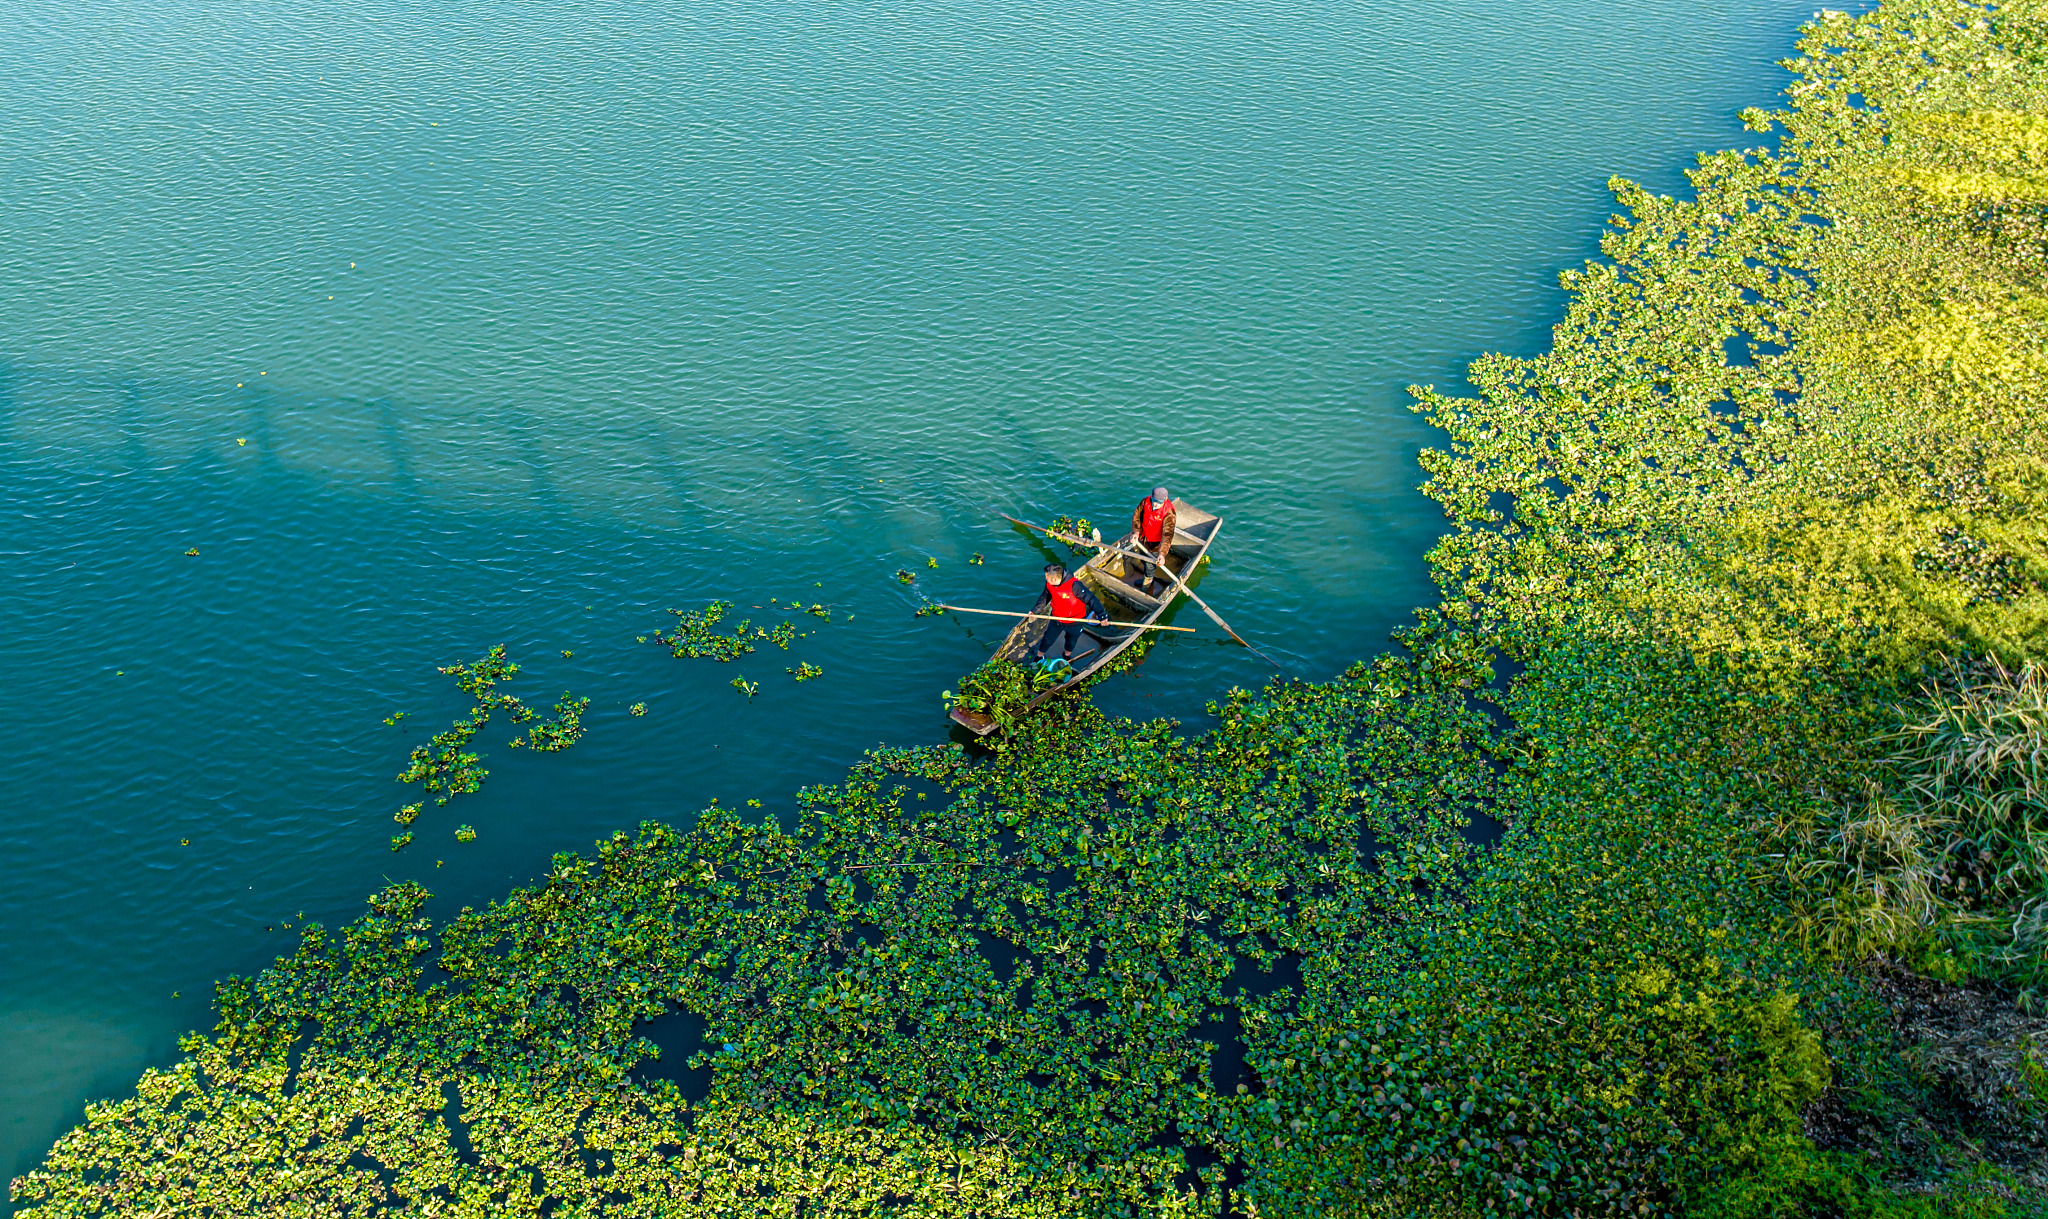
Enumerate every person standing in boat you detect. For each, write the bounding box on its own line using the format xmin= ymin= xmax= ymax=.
xmin=1130 ymin=486 xmax=1177 ymax=596
xmin=1032 ymin=561 xmax=1108 ymax=669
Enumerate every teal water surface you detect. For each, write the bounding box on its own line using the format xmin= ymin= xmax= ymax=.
xmin=0 ymin=0 xmax=1826 ymax=1194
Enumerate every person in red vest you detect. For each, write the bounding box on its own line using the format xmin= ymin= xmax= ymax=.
xmin=1031 ymin=561 xmax=1108 ymax=668
xmin=1130 ymin=486 xmax=1178 ymax=595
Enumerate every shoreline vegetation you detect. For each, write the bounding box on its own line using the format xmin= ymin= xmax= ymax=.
xmin=12 ymin=1 xmax=2048 ymax=1214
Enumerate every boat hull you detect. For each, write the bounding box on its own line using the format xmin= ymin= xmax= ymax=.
xmin=948 ymin=500 xmax=1220 ymax=736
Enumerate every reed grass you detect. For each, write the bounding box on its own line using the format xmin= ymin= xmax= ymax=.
xmin=1891 ymin=658 xmax=2048 ymax=989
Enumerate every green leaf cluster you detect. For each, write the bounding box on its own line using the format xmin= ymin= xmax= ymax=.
xmin=651 ymin=601 xmax=759 ymax=661
xmin=509 ymin=692 xmax=590 ymax=752
xmin=943 ymin=658 xmax=1058 ymax=731
xmin=394 ymin=646 xmax=588 ymax=841
xmin=1048 ymin=517 xmax=1097 ymax=556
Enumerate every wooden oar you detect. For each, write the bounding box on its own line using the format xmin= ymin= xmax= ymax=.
xmin=1135 ymin=549 xmax=1290 ymax=674
xmin=931 ymin=605 xmax=1196 ymax=633
xmin=999 ymin=513 xmax=1288 ymax=672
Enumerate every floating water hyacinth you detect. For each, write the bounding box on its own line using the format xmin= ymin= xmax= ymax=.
xmin=382 ymin=711 xmax=408 ymax=726
xmin=788 ymin=662 xmax=822 ymax=682
xmin=388 ymin=832 xmax=412 ymax=851
xmin=895 ymin=568 xmax=916 ymax=584
xmin=454 ymin=825 xmax=476 ymax=843
xmin=509 ymin=693 xmax=589 ymax=751
xmin=184 ymin=547 xmax=199 ymax=557
xmin=395 ymin=711 xmax=487 ymax=805
xmin=120 ymin=660 xmax=1471 ymax=1211
xmin=926 ymin=556 xmax=938 ymax=568
xmin=650 ymin=601 xmax=757 ymax=661
xmin=1048 ymin=515 xmax=1096 ymax=556
xmin=393 ymin=646 xmax=586 ymax=843
xmin=651 ymin=596 xmax=828 ymax=688
xmin=629 ymin=702 xmax=648 ymax=716
xmin=437 ymin=645 xmax=520 ymax=698
xmin=941 ymin=657 xmax=1057 ymax=732
xmin=969 ymin=553 xmax=985 ymax=565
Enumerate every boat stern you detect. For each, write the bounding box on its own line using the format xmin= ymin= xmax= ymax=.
xmin=948 ymin=707 xmax=1000 ymax=736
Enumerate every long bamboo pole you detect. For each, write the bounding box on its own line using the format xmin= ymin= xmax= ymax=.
xmin=998 ymin=513 xmax=1289 ymax=671
xmin=930 ymin=605 xmax=1197 ymax=632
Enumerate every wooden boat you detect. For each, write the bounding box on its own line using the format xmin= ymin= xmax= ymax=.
xmin=948 ymin=499 xmax=1222 ymax=736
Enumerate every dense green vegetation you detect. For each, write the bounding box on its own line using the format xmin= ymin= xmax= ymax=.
xmin=943 ymin=656 xmax=1060 ymax=730
xmin=12 ymin=2 xmax=2048 ymax=1214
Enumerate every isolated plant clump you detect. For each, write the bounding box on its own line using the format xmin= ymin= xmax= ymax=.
xmin=652 ymin=600 xmax=758 ymax=661
xmin=391 ymin=645 xmax=587 ymax=843
xmin=396 ymin=644 xmax=527 ymax=807
xmin=1048 ymin=515 xmax=1097 ymax=555
xmin=653 ymin=599 xmax=825 ymax=673
xmin=510 ymin=692 xmax=590 ymax=752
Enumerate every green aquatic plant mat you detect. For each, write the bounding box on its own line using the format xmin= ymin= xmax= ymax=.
xmin=1048 ymin=515 xmax=1097 ymax=554
xmin=652 ymin=600 xmax=759 ymax=661
xmin=509 ymin=692 xmax=589 ymax=752
xmin=15 ymin=655 xmax=1501 ymax=1216
xmin=13 ymin=1041 xmax=1195 ymax=1218
xmin=392 ymin=646 xmax=587 ymax=846
xmin=942 ymin=657 xmax=1058 ymax=730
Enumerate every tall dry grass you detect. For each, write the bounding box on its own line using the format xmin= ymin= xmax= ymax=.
xmin=1893 ymin=657 xmax=2048 ymax=982
xmin=1772 ymin=659 xmax=2047 ymax=997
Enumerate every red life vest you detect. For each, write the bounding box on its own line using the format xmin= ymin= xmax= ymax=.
xmin=1045 ymin=576 xmax=1089 ymax=621
xmin=1138 ymin=496 xmax=1171 ymax=544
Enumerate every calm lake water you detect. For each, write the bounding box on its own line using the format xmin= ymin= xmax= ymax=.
xmin=0 ymin=0 xmax=1828 ymax=1195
